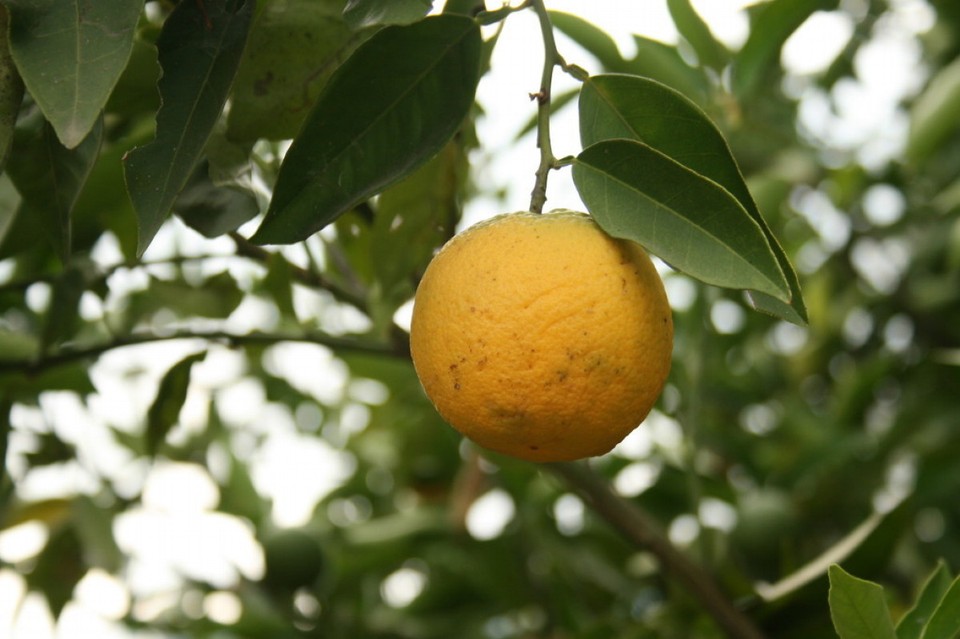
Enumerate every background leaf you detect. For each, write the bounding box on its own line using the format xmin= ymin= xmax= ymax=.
xmin=897 ymin=561 xmax=954 ymax=639
xmin=579 ymin=73 xmax=806 ymax=323
xmin=146 ymin=351 xmax=206 ymax=456
xmin=906 ymin=56 xmax=960 ymax=163
xmin=733 ymin=0 xmax=839 ymax=97
xmin=573 ymin=138 xmax=790 ymax=301
xmin=227 ymin=0 xmax=364 ymax=142
xmin=250 ymin=14 xmax=481 ymax=245
xmin=0 ymin=6 xmax=24 ymax=170
xmin=173 ymin=161 xmax=260 ymax=238
xmin=123 ymin=0 xmax=253 ymax=256
xmin=343 ymin=0 xmax=433 ymax=29
xmin=6 ymin=0 xmax=142 ymax=148
xmin=6 ymin=113 xmax=102 ymax=262
xmin=666 ymin=0 xmax=728 ymax=71
xmin=828 ymin=564 xmax=897 ymax=639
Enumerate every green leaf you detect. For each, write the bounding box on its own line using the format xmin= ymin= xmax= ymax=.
xmin=898 ymin=561 xmax=954 ymax=639
xmin=828 ymin=564 xmax=897 ymax=639
xmin=920 ymin=574 xmax=960 ymax=639
xmin=549 ymin=11 xmax=625 ymax=71
xmin=343 ymin=0 xmax=433 ymax=29
xmin=227 ymin=0 xmax=365 ymax=142
xmin=0 ymin=6 xmax=25 ymax=171
xmin=26 ymin=521 xmax=85 ymax=615
xmin=733 ymin=0 xmax=838 ymax=97
xmin=626 ymin=35 xmax=708 ymax=103
xmin=123 ymin=0 xmax=254 ymax=257
xmin=572 ymin=138 xmax=790 ymax=302
xmin=41 ymin=260 xmax=97 ymax=353
xmin=666 ymin=0 xmax=729 ymax=71
xmin=250 ymin=14 xmax=481 ymax=245
xmin=906 ymin=56 xmax=960 ymax=163
xmin=125 ymin=271 xmax=245 ymax=327
xmin=578 ymin=74 xmax=806 ymax=323
xmin=173 ymin=161 xmax=260 ymax=238
xmin=6 ymin=113 xmax=103 ymax=262
xmin=372 ymin=140 xmax=463 ymax=300
xmin=146 ymin=351 xmax=206 ymax=456
xmin=6 ymin=0 xmax=141 ymax=148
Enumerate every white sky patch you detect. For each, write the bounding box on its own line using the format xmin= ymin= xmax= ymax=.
xmin=466 ymin=489 xmax=516 ymax=540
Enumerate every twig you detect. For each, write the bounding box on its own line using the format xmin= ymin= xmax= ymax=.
xmin=0 ymin=328 xmax=406 ymax=376
xmin=528 ymin=0 xmax=562 ymax=214
xmin=546 ymin=461 xmax=766 ymax=639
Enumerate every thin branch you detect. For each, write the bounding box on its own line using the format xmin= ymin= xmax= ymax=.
xmin=545 ymin=461 xmax=766 ymax=639
xmin=0 ymin=328 xmax=407 ymax=376
xmin=228 ymin=232 xmax=368 ymax=310
xmin=528 ymin=0 xmax=562 ymax=214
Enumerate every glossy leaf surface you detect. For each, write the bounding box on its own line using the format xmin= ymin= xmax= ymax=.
xmin=123 ymin=0 xmax=253 ymax=256
xmin=251 ymin=14 xmax=480 ymax=245
xmin=828 ymin=565 xmax=897 ymax=639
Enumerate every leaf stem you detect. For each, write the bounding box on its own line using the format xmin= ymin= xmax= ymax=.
xmin=546 ymin=461 xmax=766 ymax=639
xmin=528 ymin=0 xmax=563 ymax=214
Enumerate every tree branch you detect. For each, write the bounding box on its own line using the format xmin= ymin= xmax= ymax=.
xmin=545 ymin=461 xmax=766 ymax=639
xmin=0 ymin=328 xmax=407 ymax=376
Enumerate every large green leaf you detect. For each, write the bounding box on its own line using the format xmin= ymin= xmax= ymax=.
xmin=578 ymin=73 xmax=806 ymax=323
xmin=0 ymin=6 xmax=24 ymax=171
xmin=227 ymin=0 xmax=363 ymax=142
xmin=6 ymin=0 xmax=141 ymax=148
xmin=6 ymin=113 xmax=102 ymax=262
xmin=897 ymin=561 xmax=954 ymax=639
xmin=250 ymin=14 xmax=481 ymax=245
xmin=343 ymin=0 xmax=433 ymax=29
xmin=733 ymin=0 xmax=839 ymax=97
xmin=828 ymin=564 xmax=897 ymax=639
xmin=920 ymin=574 xmax=960 ymax=639
xmin=906 ymin=56 xmax=960 ymax=163
xmin=123 ymin=0 xmax=254 ymax=257
xmin=572 ymin=138 xmax=790 ymax=303
xmin=146 ymin=351 xmax=206 ymax=457
xmin=173 ymin=161 xmax=260 ymax=238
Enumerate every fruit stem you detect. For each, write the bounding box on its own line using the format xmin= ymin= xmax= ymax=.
xmin=546 ymin=461 xmax=767 ymax=639
xmin=528 ymin=0 xmax=562 ymax=214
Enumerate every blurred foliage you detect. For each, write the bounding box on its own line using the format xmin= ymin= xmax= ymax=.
xmin=0 ymin=0 xmax=959 ymax=638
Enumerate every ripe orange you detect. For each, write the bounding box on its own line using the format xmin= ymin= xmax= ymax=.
xmin=409 ymin=210 xmax=673 ymax=463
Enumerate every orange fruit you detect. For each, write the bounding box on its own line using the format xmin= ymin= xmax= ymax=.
xmin=409 ymin=210 xmax=673 ymax=462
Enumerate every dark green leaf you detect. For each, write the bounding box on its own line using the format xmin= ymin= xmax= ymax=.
xmin=666 ymin=0 xmax=729 ymax=71
xmin=259 ymin=252 xmax=297 ymax=320
xmin=26 ymin=522 xmax=85 ymax=615
xmin=104 ymin=35 xmax=161 ymax=119
xmin=906 ymin=56 xmax=960 ymax=163
xmin=227 ymin=0 xmax=365 ymax=142
xmin=41 ymin=260 xmax=97 ymax=352
xmin=733 ymin=0 xmax=839 ymax=97
xmin=578 ymin=74 xmax=806 ymax=323
xmin=6 ymin=0 xmax=141 ymax=148
xmin=897 ymin=561 xmax=953 ymax=639
xmin=0 ymin=363 xmax=97 ymax=400
xmin=0 ymin=6 xmax=24 ymax=171
xmin=146 ymin=351 xmax=206 ymax=456
xmin=250 ymin=14 xmax=481 ymax=245
xmin=343 ymin=0 xmax=433 ymax=29
xmin=828 ymin=564 xmax=897 ymax=639
xmin=920 ymin=574 xmax=960 ymax=639
xmin=6 ymin=113 xmax=103 ymax=262
xmin=572 ymin=138 xmax=790 ymax=302
xmin=0 ymin=172 xmax=22 ymax=250
xmin=123 ymin=0 xmax=254 ymax=257
xmin=174 ymin=161 xmax=260 ymax=238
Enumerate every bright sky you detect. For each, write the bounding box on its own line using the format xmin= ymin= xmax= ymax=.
xmin=0 ymin=1 xmax=937 ymax=636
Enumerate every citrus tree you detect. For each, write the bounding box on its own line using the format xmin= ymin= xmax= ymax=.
xmin=1 ymin=0 xmax=959 ymax=637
